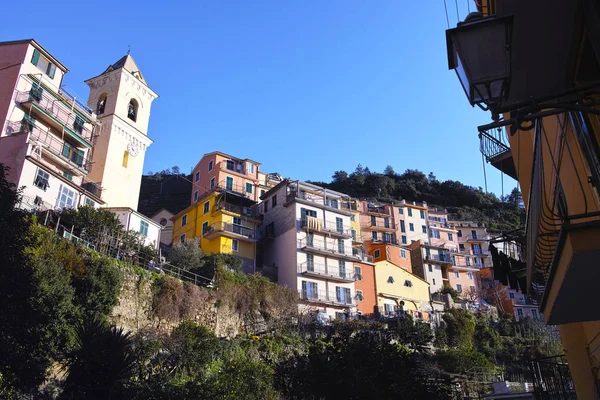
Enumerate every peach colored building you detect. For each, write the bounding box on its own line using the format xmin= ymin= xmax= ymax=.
xmin=358 ymin=200 xmax=398 ymax=245
xmin=353 ymin=261 xmax=377 ymax=317
xmin=369 ymin=243 xmax=412 ymax=273
xmin=190 ymin=152 xmax=262 ymax=204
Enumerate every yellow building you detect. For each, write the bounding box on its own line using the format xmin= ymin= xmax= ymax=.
xmin=172 ymin=188 xmax=258 ymax=273
xmin=374 ymin=260 xmax=431 ymax=320
xmin=446 ymin=0 xmax=600 ymax=396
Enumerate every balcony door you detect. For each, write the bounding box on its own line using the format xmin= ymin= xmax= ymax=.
xmin=226 ymin=176 xmax=234 ymax=191
xmin=302 ymin=281 xmax=318 ymax=299
xmin=232 ymin=217 xmax=242 ymax=234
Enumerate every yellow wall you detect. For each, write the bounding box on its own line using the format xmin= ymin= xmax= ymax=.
xmin=172 ymin=191 xmax=256 ymax=259
xmin=374 ymin=260 xmax=430 ymax=312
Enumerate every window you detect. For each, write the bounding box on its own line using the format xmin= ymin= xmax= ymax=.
xmin=456 ymin=284 xmax=462 ymax=293
xmin=407 ymin=208 xmax=412 ymax=217
xmin=336 ymin=287 xmax=351 ymax=304
xmin=122 ymin=151 xmax=129 ymax=168
xmin=193 ymin=191 xmax=198 ymax=202
xmin=428 ymin=264 xmax=433 ymax=272
xmin=401 ymin=249 xmax=406 ymax=258
xmin=31 ymin=49 xmax=56 ymax=78
xmin=509 ymin=292 xmax=515 ymax=299
xmin=399 ymin=208 xmax=404 ymax=215
xmin=181 ymin=215 xmax=187 ymax=227
xmin=246 ymin=183 xmax=253 ymax=194
xmin=433 ymin=279 xmax=436 ymax=285
xmin=430 ymin=229 xmax=441 ymax=239
xmin=387 ymin=276 xmax=394 ymax=284
xmin=420 ymin=210 xmax=425 ymax=219
xmin=232 ymin=239 xmax=239 ymax=252
xmin=401 ymin=235 xmax=407 ymax=244
xmin=96 ymin=94 xmax=107 ymax=115
xmin=422 ymin=225 xmax=427 ymax=234
xmin=370 ymin=215 xmax=376 ymax=226
xmin=448 ymin=233 xmax=454 ymax=241
xmin=356 ymin=290 xmax=364 ymax=301
xmin=232 ymin=217 xmax=242 ymax=234
xmin=466 ymin=256 xmax=471 ymax=266
xmin=404 ymin=280 xmax=413 ymax=287
xmin=56 ymin=184 xmax=77 ymax=209
xmin=338 ymin=260 xmax=346 ymax=278
xmin=208 ymin=160 xmax=214 ymax=171
xmin=326 ymin=198 xmax=338 ymax=209
xmin=21 ymin=113 xmax=35 ymax=132
xmin=409 ymin=223 xmax=414 ymax=231
xmin=467 ymin=272 xmax=473 ymax=280
xmin=354 ymin=265 xmax=362 ymax=280
xmin=374 ymin=249 xmax=381 ymax=258
xmin=351 ymin=229 xmax=357 ymax=241
xmin=180 ymin=234 xmax=186 ymax=243
xmin=271 ymin=195 xmax=277 ymax=207
xmin=459 ymin=244 xmax=465 ymax=251
xmin=531 ymin=309 xmax=539 ymax=319
xmin=140 ymin=220 xmax=149 ymax=237
xmin=302 ymin=281 xmax=318 ymax=299
xmin=73 ymin=115 xmax=85 ymax=134
xmin=372 ymin=231 xmax=378 ymax=241
xmin=159 ymin=218 xmax=168 ymax=227
xmin=85 ymin=198 xmax=95 ymax=207
xmin=260 ymin=189 xmax=265 ymax=197
xmin=195 ymin=171 xmax=200 ymax=182
xmin=337 ymin=239 xmax=344 ymax=254
xmin=470 ymin=285 xmax=476 ymax=292
xmin=203 ymin=201 xmax=210 ymax=214
xmin=127 ymin=99 xmax=138 ymax=122
xmin=33 ymin=169 xmax=50 ymax=191
xmin=226 ymin=176 xmax=234 ymax=190
xmin=475 ymin=257 xmax=482 ymax=266
xmin=247 ymin=162 xmax=255 ymax=174
xmin=306 ymin=254 xmax=314 ymax=271
xmin=306 ymin=232 xmax=314 ymax=247
xmin=454 ymin=271 xmax=460 ymax=278
xmin=517 ymin=308 xmax=524 ymax=318
xmin=457 ymin=229 xmax=462 ymax=237
xmin=226 ymin=160 xmax=235 ymax=171
xmin=210 ymin=177 xmax=215 ymax=189
xmin=202 ymin=221 xmax=210 ymax=234
xmin=399 ymin=220 xmax=405 ymax=233
xmin=384 ymin=217 xmax=390 ymax=228
xmin=335 ymin=217 xmax=343 ymax=233
xmin=29 ymin=82 xmax=43 ymax=103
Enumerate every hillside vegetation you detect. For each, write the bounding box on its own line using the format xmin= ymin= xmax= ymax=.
xmin=309 ymin=165 xmax=525 ymax=233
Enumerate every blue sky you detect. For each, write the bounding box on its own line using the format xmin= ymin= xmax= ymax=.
xmin=0 ymin=0 xmax=515 ymax=196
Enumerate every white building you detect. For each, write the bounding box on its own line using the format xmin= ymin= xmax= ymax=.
xmin=258 ymin=180 xmax=362 ymax=319
xmin=107 ymin=207 xmax=161 ymax=249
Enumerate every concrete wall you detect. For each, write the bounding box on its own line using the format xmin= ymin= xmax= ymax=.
xmin=354 ymin=262 xmax=377 ymax=316
xmin=374 ymin=260 xmax=431 ymax=316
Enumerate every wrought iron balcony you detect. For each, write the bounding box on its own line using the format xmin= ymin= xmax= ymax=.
xmin=366 ymin=205 xmax=389 ymax=216
xmin=211 ymin=202 xmax=255 ymax=219
xmin=479 ymin=126 xmax=518 ymax=180
xmin=300 ymin=217 xmax=353 ymax=238
xmin=203 ymin=222 xmax=257 ymax=241
xmin=217 ymin=180 xmax=253 ymax=197
xmin=285 ymin=191 xmax=353 ymax=216
xmin=425 ymin=254 xmax=453 ymax=264
xmin=81 ymin=180 xmax=103 ymax=199
xmin=15 ymin=90 xmax=94 ymax=145
xmin=298 ymin=238 xmax=357 ymax=261
xmin=298 ymin=289 xmax=355 ymax=306
xmin=297 ymin=262 xmax=356 ymax=282
xmin=352 ymin=248 xmax=374 ymax=263
xmin=220 ymin=160 xmax=246 ymax=175
xmin=6 ymin=121 xmax=92 ymax=174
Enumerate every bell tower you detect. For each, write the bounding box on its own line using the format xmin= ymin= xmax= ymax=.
xmin=85 ymin=55 xmax=158 ymax=210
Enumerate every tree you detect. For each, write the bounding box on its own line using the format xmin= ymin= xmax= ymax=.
xmin=384 ymin=165 xmax=395 ymax=176
xmin=331 ymin=170 xmax=348 ymax=183
xmin=394 ymin=315 xmax=434 ymax=352
xmin=441 ymin=308 xmax=476 ymax=348
xmin=60 ymin=318 xmax=136 ymax=399
xmin=167 ymin=240 xmax=205 ymax=271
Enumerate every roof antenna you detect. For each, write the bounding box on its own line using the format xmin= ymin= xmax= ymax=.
xmin=127 ymin=45 xmax=131 ymax=55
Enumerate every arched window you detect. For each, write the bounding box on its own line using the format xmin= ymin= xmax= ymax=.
xmin=96 ymin=93 xmax=107 ymax=115
xmin=127 ymin=99 xmax=138 ymax=122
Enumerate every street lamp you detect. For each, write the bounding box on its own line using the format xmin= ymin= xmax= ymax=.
xmin=446 ymin=12 xmax=513 ymax=117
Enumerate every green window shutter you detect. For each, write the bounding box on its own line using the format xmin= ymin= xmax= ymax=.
xmin=29 ymin=83 xmax=43 ymax=102
xmin=62 ymin=142 xmax=72 ymax=158
xmin=31 ymin=49 xmax=40 ymax=66
xmin=74 ymin=148 xmax=85 ymax=166
xmin=300 ymin=207 xmax=306 ymax=222
xmin=46 ymin=63 xmax=56 ymax=79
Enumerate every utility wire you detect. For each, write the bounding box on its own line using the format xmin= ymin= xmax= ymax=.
xmin=455 ymin=0 xmax=460 ymax=23
xmin=443 ymin=0 xmax=450 ymax=28
xmin=481 ymin=153 xmax=488 ymax=194
xmin=467 ymin=0 xmax=471 ymax=13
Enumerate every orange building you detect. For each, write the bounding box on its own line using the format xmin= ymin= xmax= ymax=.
xmin=353 ymin=261 xmax=377 ymax=317
xmin=369 ymin=243 xmax=412 ymax=273
xmin=190 ymin=151 xmax=262 ymax=204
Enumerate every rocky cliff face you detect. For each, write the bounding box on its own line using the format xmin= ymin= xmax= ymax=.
xmin=109 ymin=268 xmax=243 ymax=337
